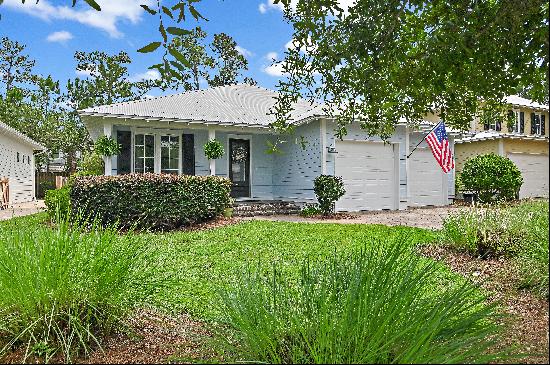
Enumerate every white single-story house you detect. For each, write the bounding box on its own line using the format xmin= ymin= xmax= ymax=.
xmin=0 ymin=121 xmax=45 ymax=205
xmin=79 ymin=84 xmax=459 ymax=211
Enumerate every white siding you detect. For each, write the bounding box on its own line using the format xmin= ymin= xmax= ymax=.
xmin=0 ymin=132 xmax=36 ymax=204
xmin=272 ymin=121 xmax=322 ymax=200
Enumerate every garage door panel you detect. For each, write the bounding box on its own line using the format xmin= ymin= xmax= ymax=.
xmin=507 ymin=153 xmax=549 ymax=199
xmin=409 ymin=148 xmax=445 ymax=207
xmin=335 ymin=141 xmax=397 ymax=211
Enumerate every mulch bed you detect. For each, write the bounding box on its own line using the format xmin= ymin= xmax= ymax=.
xmin=418 ymin=244 xmax=549 ymax=364
xmin=301 ymin=212 xmax=359 ymax=220
xmin=82 ymin=309 xmax=224 ymax=364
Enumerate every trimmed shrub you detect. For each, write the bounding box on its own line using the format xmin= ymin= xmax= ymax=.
xmin=44 ymin=186 xmax=71 ymax=221
xmin=313 ymin=175 xmax=346 ymax=215
xmin=220 ymin=242 xmax=506 ymax=364
xmin=461 ymin=153 xmax=523 ymax=203
xmin=70 ymin=173 xmax=232 ymax=230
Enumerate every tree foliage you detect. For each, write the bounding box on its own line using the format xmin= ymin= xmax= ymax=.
xmin=272 ymin=0 xmax=549 ymax=140
xmin=163 ymin=26 xmax=214 ymax=90
xmin=160 ymin=27 xmax=255 ymax=91
xmin=209 ymin=33 xmax=250 ymax=87
xmin=0 ymin=37 xmax=35 ymax=95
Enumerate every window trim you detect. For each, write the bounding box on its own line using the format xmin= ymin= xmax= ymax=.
xmin=134 ymin=133 xmax=156 ymax=173
xmin=160 ymin=134 xmax=181 ymax=174
xmin=532 ymin=112 xmax=545 ymax=135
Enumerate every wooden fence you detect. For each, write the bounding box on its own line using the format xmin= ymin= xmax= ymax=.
xmin=35 ymin=171 xmax=69 ymax=199
xmin=0 ymin=177 xmax=9 ymax=210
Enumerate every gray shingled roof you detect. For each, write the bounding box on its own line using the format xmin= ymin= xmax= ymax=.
xmin=79 ymin=84 xmax=326 ymax=127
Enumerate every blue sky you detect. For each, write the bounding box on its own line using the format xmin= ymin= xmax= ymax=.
xmin=0 ymin=0 xmax=295 ymax=95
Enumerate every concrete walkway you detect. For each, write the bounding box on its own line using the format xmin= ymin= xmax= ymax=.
xmin=0 ymin=200 xmax=45 ymax=221
xmin=247 ymin=205 xmax=469 ymax=229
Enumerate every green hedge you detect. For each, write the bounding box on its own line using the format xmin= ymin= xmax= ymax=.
xmin=70 ymin=173 xmax=232 ymax=230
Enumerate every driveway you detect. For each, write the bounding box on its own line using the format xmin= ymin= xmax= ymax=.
xmin=0 ymin=200 xmax=45 ymax=221
xmin=248 ymin=205 xmax=469 ymax=229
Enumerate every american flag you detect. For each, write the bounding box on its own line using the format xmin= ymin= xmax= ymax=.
xmin=425 ymin=122 xmax=455 ymax=173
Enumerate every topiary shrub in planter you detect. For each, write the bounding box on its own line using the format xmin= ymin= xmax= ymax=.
xmin=313 ymin=175 xmax=346 ymax=215
xmin=204 ymin=139 xmax=224 ymax=160
xmin=461 ymin=153 xmax=523 ymax=203
xmin=70 ymin=173 xmax=232 ymax=230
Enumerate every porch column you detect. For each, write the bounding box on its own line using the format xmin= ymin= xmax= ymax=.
xmin=320 ymin=118 xmax=327 ymax=174
xmin=103 ymin=121 xmax=113 ymax=176
xmin=208 ymin=128 xmax=215 ymax=176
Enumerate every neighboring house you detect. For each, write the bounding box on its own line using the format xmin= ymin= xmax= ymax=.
xmin=455 ymin=95 xmax=549 ymax=199
xmin=79 ymin=84 xmax=459 ymax=212
xmin=0 ymin=121 xmax=45 ymax=205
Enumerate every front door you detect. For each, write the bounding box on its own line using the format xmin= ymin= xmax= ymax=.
xmin=229 ymin=139 xmax=250 ymax=198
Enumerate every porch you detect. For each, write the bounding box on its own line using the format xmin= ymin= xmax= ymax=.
xmin=99 ymin=120 xmax=320 ymax=202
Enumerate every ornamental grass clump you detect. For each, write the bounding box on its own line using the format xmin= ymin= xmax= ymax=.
xmin=220 ymin=242 xmax=507 ymax=364
xmin=0 ymin=217 xmax=165 ymax=362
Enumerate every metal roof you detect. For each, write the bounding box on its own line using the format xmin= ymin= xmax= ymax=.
xmin=455 ymin=130 xmax=549 ymax=144
xmin=505 ymin=95 xmax=549 ymax=111
xmin=0 ymin=121 xmax=46 ymax=150
xmin=79 ymin=84 xmax=326 ymax=127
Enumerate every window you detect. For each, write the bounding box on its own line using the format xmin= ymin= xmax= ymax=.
xmin=160 ymin=135 xmax=179 ymax=174
xmin=530 ymin=112 xmax=546 ymax=135
xmin=17 ymin=152 xmax=20 ymax=162
xmin=134 ymin=134 xmax=155 ymax=173
xmin=508 ymin=110 xmax=524 ymax=133
xmin=482 ymin=113 xmax=502 ymax=131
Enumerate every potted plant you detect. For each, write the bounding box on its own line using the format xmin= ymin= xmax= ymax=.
xmin=223 ymin=198 xmax=235 ymax=218
xmin=94 ymin=136 xmax=121 ymax=157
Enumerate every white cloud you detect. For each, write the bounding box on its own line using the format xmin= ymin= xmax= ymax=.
xmin=3 ymin=0 xmax=153 ymax=38
xmin=46 ymin=30 xmax=73 ymax=43
xmin=129 ymin=70 xmax=161 ymax=82
xmin=262 ymin=52 xmax=286 ymax=77
xmin=75 ymin=69 xmax=92 ymax=77
xmin=265 ymin=51 xmax=278 ymax=61
xmin=263 ymin=63 xmax=287 ymax=77
xmin=258 ymin=1 xmax=284 ymax=14
xmin=236 ymin=45 xmax=254 ymax=58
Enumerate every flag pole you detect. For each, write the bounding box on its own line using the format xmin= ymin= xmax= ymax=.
xmin=406 ymin=121 xmax=441 ymax=159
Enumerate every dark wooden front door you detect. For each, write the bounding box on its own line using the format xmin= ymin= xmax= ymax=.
xmin=229 ymin=139 xmax=250 ymax=198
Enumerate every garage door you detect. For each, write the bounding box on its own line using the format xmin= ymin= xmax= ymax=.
xmin=507 ymin=153 xmax=549 ymax=199
xmin=409 ymin=148 xmax=446 ymax=207
xmin=335 ymin=141 xmax=397 ymax=211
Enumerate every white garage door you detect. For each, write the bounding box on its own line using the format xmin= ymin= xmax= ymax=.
xmin=409 ymin=148 xmax=446 ymax=207
xmin=507 ymin=153 xmax=549 ymax=199
xmin=335 ymin=141 xmax=397 ymax=211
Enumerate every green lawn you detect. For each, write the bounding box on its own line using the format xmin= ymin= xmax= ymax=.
xmin=2 ymin=214 xmax=439 ymax=320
